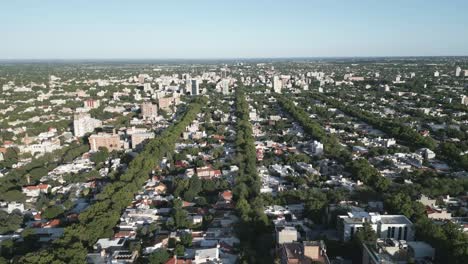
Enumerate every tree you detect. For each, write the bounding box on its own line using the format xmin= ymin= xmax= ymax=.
xmin=172 ymin=199 xmax=188 ymax=229
xmin=90 ymin=147 xmax=109 ymax=164
xmin=0 ymin=190 xmax=26 ymax=202
xmin=42 ymin=205 xmax=65 ymax=219
xmin=0 ymin=210 xmax=23 ymax=234
xmin=385 ymin=193 xmax=414 ymax=219
xmin=179 ymin=232 xmax=193 ymax=247
xmin=148 ymin=250 xmax=170 ymax=264
xmin=175 ymin=244 xmax=185 ymax=256
xmin=355 ymin=222 xmax=377 ymax=244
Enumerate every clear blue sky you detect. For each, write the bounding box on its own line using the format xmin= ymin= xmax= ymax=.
xmin=1 ymin=0 xmax=468 ymax=59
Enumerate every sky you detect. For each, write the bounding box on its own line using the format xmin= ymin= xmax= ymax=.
xmin=1 ymin=0 xmax=468 ymax=59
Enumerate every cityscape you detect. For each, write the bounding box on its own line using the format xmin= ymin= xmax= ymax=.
xmin=1 ymin=1 xmax=468 ymax=264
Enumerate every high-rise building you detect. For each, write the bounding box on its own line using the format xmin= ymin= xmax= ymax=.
xmin=143 ymin=83 xmax=152 ymax=92
xmin=218 ymin=79 xmax=230 ymax=95
xmin=462 ymin=95 xmax=468 ymax=106
xmin=141 ymin=102 xmax=158 ymax=120
xmin=191 ymin=79 xmax=199 ymax=95
xmin=456 ymin=66 xmax=462 ymax=77
xmin=273 ymin=76 xmax=282 ymax=93
xmin=73 ymin=112 xmax=102 ymax=137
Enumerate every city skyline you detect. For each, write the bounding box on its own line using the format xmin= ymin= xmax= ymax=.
xmin=2 ymin=0 xmax=468 ymax=59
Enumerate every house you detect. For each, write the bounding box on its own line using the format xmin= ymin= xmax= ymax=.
xmin=110 ymin=250 xmax=138 ymax=264
xmin=196 ymin=166 xmax=221 ymax=180
xmin=34 ymin=228 xmax=64 ymax=242
xmin=189 ymin=215 xmax=203 ymax=225
xmin=165 ymin=257 xmax=193 ymax=264
xmin=193 ymin=246 xmax=220 ymax=264
xmin=22 ymin=184 xmax=50 ymax=197
xmin=362 ymin=239 xmax=434 ymax=264
xmin=7 ymin=202 xmax=25 ymax=213
xmin=310 ymin=141 xmax=324 ymax=156
xmin=276 ymin=226 xmax=299 ymax=245
xmin=219 ymin=191 xmax=233 ymax=202
xmin=154 ymin=183 xmax=167 ymax=195
xmin=425 ymin=206 xmax=452 ymax=220
xmin=279 ymin=241 xmax=330 ymax=264
xmin=94 ymin=238 xmax=126 ymax=252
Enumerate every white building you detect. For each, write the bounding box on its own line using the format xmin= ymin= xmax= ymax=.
xmin=193 ymin=246 xmax=220 ymax=264
xmin=218 ymin=79 xmax=231 ymax=95
xmin=276 ymin=226 xmax=299 ymax=245
xmin=339 ymin=211 xmax=414 ymax=242
xmin=21 ymin=139 xmax=61 ymax=155
xmin=273 ymin=76 xmax=282 ymax=93
xmin=461 ymin=95 xmax=468 ymax=106
xmin=456 ymin=66 xmax=462 ymax=77
xmin=73 ymin=112 xmax=102 ymax=137
xmin=311 ymin=140 xmax=324 ymax=156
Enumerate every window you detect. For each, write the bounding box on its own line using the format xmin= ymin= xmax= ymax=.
xmin=391 ymin=227 xmax=395 ymax=238
xmin=398 ymin=227 xmax=402 ymax=240
xmin=404 ymin=226 xmax=408 ymax=240
xmin=387 ymin=227 xmax=391 ymax=238
xmin=350 ymin=227 xmax=354 ymax=238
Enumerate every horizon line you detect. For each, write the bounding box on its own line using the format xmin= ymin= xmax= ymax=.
xmin=1 ymin=55 xmax=468 ymax=62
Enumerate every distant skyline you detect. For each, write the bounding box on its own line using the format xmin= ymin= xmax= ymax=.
xmin=2 ymin=0 xmax=468 ymax=59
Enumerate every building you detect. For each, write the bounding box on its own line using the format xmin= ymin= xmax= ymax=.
xmin=461 ymin=95 xmax=468 ymax=106
xmin=195 ymin=166 xmax=221 ymax=180
xmin=89 ymin=133 xmax=122 ymax=152
xmin=22 ymin=184 xmax=50 ymax=197
xmin=131 ymin=132 xmax=155 ymax=149
xmin=456 ymin=66 xmax=462 ymax=77
xmin=276 ymin=226 xmax=299 ymax=245
xmin=279 ymin=241 xmax=330 ymax=264
xmin=143 ymin=83 xmax=152 ymax=92
xmin=218 ymin=79 xmax=230 ymax=95
xmin=21 ymin=139 xmax=61 ymax=155
xmin=94 ymin=238 xmax=127 ymax=251
xmin=339 ymin=212 xmax=414 ymax=241
xmin=141 ymin=102 xmax=158 ymax=120
xmin=273 ymin=76 xmax=282 ymax=93
xmin=190 ymin=79 xmax=200 ymax=95
xmin=362 ymin=239 xmax=434 ymax=264
xmin=73 ymin=112 xmax=102 ymax=137
xmin=416 ymin=148 xmax=436 ymax=160
xmin=83 ymin=99 xmax=100 ymax=109
xmin=158 ymin=97 xmax=179 ymax=111
xmin=434 ymin=71 xmax=439 ymax=77
xmin=311 ymin=141 xmax=324 ymax=156
xmin=193 ymin=246 xmax=219 ymax=264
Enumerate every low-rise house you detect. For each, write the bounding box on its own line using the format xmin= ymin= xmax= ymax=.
xmin=22 ymin=184 xmax=50 ymax=197
xmin=94 ymin=238 xmax=127 ymax=252
xmin=193 ymin=246 xmax=220 ymax=264
xmin=276 ymin=226 xmax=299 ymax=245
xmin=279 ymin=241 xmax=330 ymax=264
xmin=362 ymin=239 xmax=434 ymax=264
xmin=196 ymin=166 xmax=221 ymax=180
